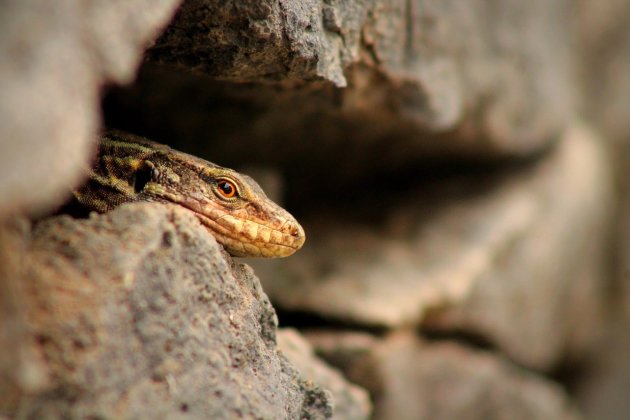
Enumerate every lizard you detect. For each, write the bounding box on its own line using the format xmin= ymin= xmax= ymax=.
xmin=71 ymin=129 xmax=305 ymax=258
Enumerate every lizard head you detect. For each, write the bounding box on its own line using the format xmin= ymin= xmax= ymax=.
xmin=139 ymin=151 xmax=306 ymax=258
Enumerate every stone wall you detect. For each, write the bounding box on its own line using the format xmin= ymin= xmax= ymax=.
xmin=1 ymin=1 xmax=629 ymax=419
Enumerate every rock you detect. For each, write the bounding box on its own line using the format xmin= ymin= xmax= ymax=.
xmin=422 ymin=129 xmax=614 ymax=371
xmin=0 ymin=220 xmax=46 ymax=413
xmin=574 ymin=327 xmax=630 ymax=420
xmin=307 ymin=331 xmax=582 ymax=420
xmin=151 ymin=0 xmax=575 ymax=147
xmin=575 ymin=144 xmax=630 ymax=420
xmin=577 ymin=0 xmax=630 ymax=144
xmin=277 ymin=328 xmax=372 ymax=420
xmin=104 ymin=0 xmax=578 ymax=185
xmin=0 ymin=0 xmax=181 ymax=215
xmin=0 ymin=1 xmax=626 ymax=418
xmin=147 ymin=0 xmax=352 ymax=87
xmin=0 ymin=203 xmax=331 ymax=419
xmin=253 ymin=124 xmax=613 ymax=371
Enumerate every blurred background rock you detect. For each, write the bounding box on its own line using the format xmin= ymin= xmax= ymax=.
xmin=1 ymin=0 xmax=629 ymax=418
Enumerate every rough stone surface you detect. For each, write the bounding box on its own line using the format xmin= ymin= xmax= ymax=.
xmin=253 ymin=124 xmax=613 ymax=371
xmin=307 ymin=331 xmax=582 ymax=420
xmin=0 ymin=1 xmax=627 ymax=419
xmin=277 ymin=328 xmax=372 ymax=420
xmin=0 ymin=203 xmax=331 ymax=419
xmin=105 ymin=0 xmax=577 ymax=182
xmin=0 ymin=0 xmax=181 ymax=215
xmin=148 ymin=0 xmax=354 ymax=87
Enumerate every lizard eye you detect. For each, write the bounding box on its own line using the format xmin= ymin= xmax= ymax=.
xmin=217 ymin=179 xmax=237 ymax=198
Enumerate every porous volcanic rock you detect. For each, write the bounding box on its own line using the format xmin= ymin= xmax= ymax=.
xmin=0 ymin=203 xmax=332 ymax=419
xmin=103 ymin=0 xmax=578 ymax=185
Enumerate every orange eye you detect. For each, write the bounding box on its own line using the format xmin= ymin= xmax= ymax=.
xmin=217 ymin=179 xmax=237 ymax=198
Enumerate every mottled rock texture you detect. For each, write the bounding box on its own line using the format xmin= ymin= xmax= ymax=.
xmin=277 ymin=328 xmax=372 ymax=420
xmin=148 ymin=0 xmax=575 ymax=141
xmin=254 ymin=124 xmax=613 ymax=371
xmin=1 ymin=0 xmax=629 ymax=419
xmin=307 ymin=331 xmax=581 ymax=420
xmin=0 ymin=204 xmax=332 ymax=419
xmin=105 ymin=0 xmax=577 ymax=186
xmin=0 ymin=0 xmax=181 ymax=215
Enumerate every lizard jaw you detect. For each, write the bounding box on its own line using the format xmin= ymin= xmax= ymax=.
xmin=194 ymin=211 xmax=305 ymax=258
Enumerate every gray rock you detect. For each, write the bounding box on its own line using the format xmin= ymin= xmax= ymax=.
xmin=1 ymin=203 xmax=331 ymax=419
xmin=0 ymin=0 xmax=181 ymax=215
xmin=133 ymin=0 xmax=577 ymax=160
xmin=255 ymin=124 xmax=613 ymax=371
xmin=307 ymin=331 xmax=582 ymax=420
xmin=277 ymin=328 xmax=372 ymax=420
xmin=147 ymin=0 xmax=363 ymax=87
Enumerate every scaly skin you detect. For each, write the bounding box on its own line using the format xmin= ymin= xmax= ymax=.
xmin=73 ymin=129 xmax=305 ymax=258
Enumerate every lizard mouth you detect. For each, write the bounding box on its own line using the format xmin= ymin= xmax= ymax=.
xmin=191 ymin=209 xmax=305 ymax=258
xmin=163 ymin=192 xmax=305 ymax=258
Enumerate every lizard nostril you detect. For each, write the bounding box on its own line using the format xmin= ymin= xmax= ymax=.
xmin=290 ymin=226 xmax=299 ymax=237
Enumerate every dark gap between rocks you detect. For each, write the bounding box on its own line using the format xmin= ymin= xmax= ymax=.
xmin=275 ymin=307 xmax=389 ymax=337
